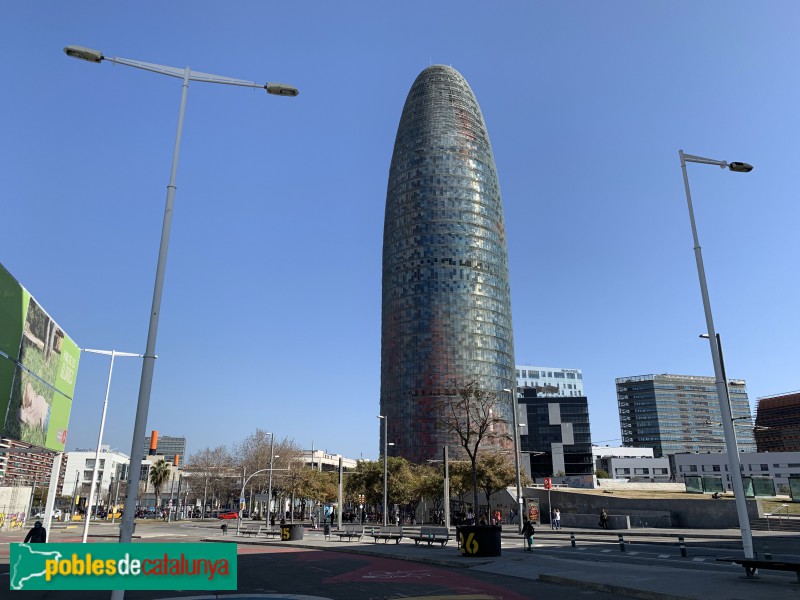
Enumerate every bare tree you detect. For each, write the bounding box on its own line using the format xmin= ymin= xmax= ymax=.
xmin=438 ymin=381 xmax=507 ymax=520
xmin=185 ymin=445 xmax=234 ymax=515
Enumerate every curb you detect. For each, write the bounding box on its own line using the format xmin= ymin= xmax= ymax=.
xmin=202 ymin=537 xmax=492 ymax=569
xmin=538 ymin=574 xmax=694 ymax=600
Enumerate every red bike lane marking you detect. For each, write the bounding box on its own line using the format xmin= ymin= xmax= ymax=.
xmin=314 ymin=554 xmax=530 ymax=600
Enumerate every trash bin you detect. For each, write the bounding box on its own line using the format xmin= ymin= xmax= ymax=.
xmin=281 ymin=523 xmax=304 ymax=541
xmin=456 ymin=525 xmax=501 ymax=557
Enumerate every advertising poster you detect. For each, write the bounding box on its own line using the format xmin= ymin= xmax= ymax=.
xmin=0 ymin=264 xmax=80 ymax=451
xmin=526 ymin=498 xmax=540 ymax=524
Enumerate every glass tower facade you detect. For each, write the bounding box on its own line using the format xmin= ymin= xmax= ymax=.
xmin=616 ymin=373 xmax=756 ymax=458
xmin=380 ymin=65 xmax=515 ymax=463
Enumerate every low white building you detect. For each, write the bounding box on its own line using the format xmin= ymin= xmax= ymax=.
xmin=62 ymin=447 xmax=129 ymax=499
xmin=673 ymin=450 xmax=800 ymax=495
xmin=592 ymin=445 xmax=671 ymax=482
xmin=302 ymin=450 xmax=358 ymax=471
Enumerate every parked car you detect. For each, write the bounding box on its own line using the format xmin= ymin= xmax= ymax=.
xmin=33 ymin=509 xmax=62 ymax=519
xmin=217 ymin=510 xmax=238 ymax=520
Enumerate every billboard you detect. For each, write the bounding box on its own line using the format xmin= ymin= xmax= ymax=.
xmin=0 ymin=264 xmax=80 ymax=451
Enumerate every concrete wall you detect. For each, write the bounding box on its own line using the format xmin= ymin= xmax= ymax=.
xmin=521 ymin=487 xmax=760 ymax=529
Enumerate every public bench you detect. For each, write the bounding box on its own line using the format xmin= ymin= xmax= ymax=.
xmin=239 ymin=525 xmax=263 ymax=537
xmin=334 ymin=524 xmax=364 ymax=541
xmin=717 ymin=557 xmax=800 ymax=583
xmin=262 ymin=526 xmax=282 ymax=539
xmin=370 ymin=526 xmax=403 ymax=544
xmin=409 ymin=526 xmax=450 ymax=547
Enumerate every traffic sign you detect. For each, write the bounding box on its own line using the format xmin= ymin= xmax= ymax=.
xmin=543 ymin=478 xmax=552 ymax=490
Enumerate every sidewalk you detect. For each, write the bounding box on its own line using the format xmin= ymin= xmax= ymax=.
xmin=216 ymin=525 xmax=800 ymax=600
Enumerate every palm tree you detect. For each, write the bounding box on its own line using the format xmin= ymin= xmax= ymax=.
xmin=149 ymin=459 xmax=171 ymax=513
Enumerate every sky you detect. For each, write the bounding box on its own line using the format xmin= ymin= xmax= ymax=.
xmin=2 ymin=2 xmax=798 ymax=463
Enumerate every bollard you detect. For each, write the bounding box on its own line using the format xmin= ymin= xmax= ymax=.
xmin=678 ymin=535 xmax=687 ymax=557
xmin=570 ymin=532 xmax=576 ymax=548
xmin=618 ymin=534 xmax=625 ymax=552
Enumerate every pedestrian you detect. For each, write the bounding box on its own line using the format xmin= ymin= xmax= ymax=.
xmin=24 ymin=521 xmax=47 ymax=543
xmin=280 ymin=515 xmax=286 ymax=526
xmin=310 ymin=513 xmax=317 ymax=529
xmin=270 ymin=512 xmax=276 ymax=527
xmin=599 ymin=508 xmax=609 ymax=529
xmin=521 ymin=518 xmax=535 ymax=551
xmin=220 ymin=522 xmax=228 ymax=536
xmin=552 ymin=508 xmax=561 ymax=530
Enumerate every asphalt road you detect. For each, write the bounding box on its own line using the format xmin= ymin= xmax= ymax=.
xmin=0 ymin=534 xmax=616 ymax=600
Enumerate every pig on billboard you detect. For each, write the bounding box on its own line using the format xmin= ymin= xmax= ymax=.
xmin=0 ymin=264 xmax=80 ymax=451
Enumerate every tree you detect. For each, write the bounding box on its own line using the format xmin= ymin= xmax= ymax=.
xmin=184 ymin=445 xmax=235 ymax=515
xmin=476 ymin=453 xmax=517 ymax=515
xmin=596 ymin=469 xmax=610 ymax=479
xmin=149 ymin=459 xmax=171 ymax=510
xmin=438 ymin=381 xmax=508 ymax=518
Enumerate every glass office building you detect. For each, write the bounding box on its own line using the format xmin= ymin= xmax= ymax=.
xmin=616 ymin=373 xmax=756 ymax=458
xmin=380 ymin=65 xmax=515 ymax=463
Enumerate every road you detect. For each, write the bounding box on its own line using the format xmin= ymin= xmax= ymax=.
xmin=0 ymin=520 xmax=617 ymax=599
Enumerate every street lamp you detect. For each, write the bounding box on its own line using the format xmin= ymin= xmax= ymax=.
xmin=266 ymin=433 xmax=276 ymax=522
xmin=503 ymin=388 xmax=524 ymax=533
xmin=679 ymin=149 xmax=754 ymax=558
xmin=64 ymin=46 xmax=298 ymax=571
xmin=377 ymin=415 xmax=388 ymax=526
xmin=80 ymin=348 xmax=143 ymax=544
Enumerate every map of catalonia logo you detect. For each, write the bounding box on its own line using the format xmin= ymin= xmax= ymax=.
xmin=10 ymin=543 xmax=237 ymax=590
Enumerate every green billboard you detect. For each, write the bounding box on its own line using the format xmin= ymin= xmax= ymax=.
xmin=0 ymin=264 xmax=80 ymax=451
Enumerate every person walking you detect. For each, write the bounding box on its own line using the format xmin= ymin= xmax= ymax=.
xmin=24 ymin=521 xmax=47 ymax=543
xmin=599 ymin=508 xmax=609 ymax=529
xmin=521 ymin=518 xmax=535 ymax=551
xmin=552 ymin=508 xmax=561 ymax=530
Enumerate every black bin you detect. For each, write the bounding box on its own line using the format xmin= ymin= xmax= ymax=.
xmin=281 ymin=523 xmax=304 ymax=541
xmin=456 ymin=525 xmax=502 ymax=557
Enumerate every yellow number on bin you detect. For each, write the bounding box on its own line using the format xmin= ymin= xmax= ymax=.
xmin=459 ymin=531 xmax=479 ymax=555
xmin=281 ymin=528 xmax=290 ymax=540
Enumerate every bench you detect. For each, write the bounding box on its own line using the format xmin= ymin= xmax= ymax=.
xmin=334 ymin=524 xmax=363 ymax=541
xmin=717 ymin=557 xmax=800 ymax=583
xmin=239 ymin=525 xmax=263 ymax=537
xmin=409 ymin=526 xmax=450 ymax=547
xmin=371 ymin=526 xmax=403 ymax=544
xmin=262 ymin=526 xmax=282 ymax=538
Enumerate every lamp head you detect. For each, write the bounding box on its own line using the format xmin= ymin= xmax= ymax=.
xmin=728 ymin=162 xmax=753 ymax=173
xmin=265 ymin=83 xmax=299 ymax=97
xmin=64 ymin=45 xmax=104 ymax=63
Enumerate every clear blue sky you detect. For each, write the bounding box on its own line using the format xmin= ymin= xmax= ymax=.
xmin=3 ymin=3 xmax=797 ymax=461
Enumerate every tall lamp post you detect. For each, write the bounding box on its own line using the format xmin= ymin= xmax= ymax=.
xmin=503 ymin=388 xmax=524 ymax=533
xmin=679 ymin=149 xmax=754 ymax=558
xmin=64 ymin=46 xmax=298 ymax=575
xmin=377 ymin=415 xmax=388 ymax=525
xmin=80 ymin=348 xmax=143 ymax=544
xmin=266 ymin=433 xmax=275 ymax=521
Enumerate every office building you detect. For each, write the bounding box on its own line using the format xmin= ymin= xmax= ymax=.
xmin=380 ymin=65 xmax=515 ymax=463
xmin=518 ymin=388 xmax=593 ymax=478
xmin=0 ymin=437 xmax=66 ymax=493
xmin=142 ymin=434 xmax=186 ymax=464
xmin=516 ymin=365 xmax=583 ymax=397
xmin=616 ymin=373 xmax=756 ymax=459
xmin=754 ymin=391 xmax=800 ymax=452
